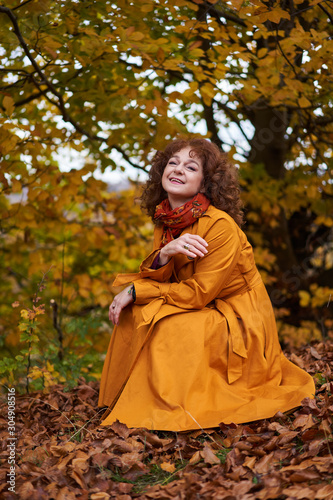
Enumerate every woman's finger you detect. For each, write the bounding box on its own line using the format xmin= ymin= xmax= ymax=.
xmin=159 ymin=235 xmax=208 ymax=263
xmin=180 ymin=240 xmax=207 ymax=257
xmin=185 ymin=235 xmax=208 ymax=249
xmin=109 ymin=302 xmax=118 ymax=322
xmin=109 ymin=285 xmax=134 ymax=324
xmin=180 ymin=235 xmax=208 ymax=254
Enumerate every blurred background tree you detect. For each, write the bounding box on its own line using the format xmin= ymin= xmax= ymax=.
xmin=0 ymin=0 xmax=332 ymax=390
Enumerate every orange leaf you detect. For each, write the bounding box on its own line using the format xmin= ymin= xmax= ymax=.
xmin=243 ymin=455 xmax=257 ymax=470
xmin=160 ymin=462 xmax=176 ymax=473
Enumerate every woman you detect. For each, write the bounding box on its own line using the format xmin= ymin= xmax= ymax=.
xmin=98 ymin=138 xmax=315 ymax=432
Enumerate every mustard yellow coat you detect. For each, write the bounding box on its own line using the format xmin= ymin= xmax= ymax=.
xmin=98 ymin=206 xmax=315 ymax=431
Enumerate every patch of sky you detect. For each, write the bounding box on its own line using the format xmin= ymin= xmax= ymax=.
xmin=53 ymin=119 xmax=147 ymax=188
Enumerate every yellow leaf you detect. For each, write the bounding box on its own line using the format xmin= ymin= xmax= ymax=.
xmin=189 ymin=48 xmax=204 ymax=59
xmin=299 ymin=290 xmax=310 ymax=307
xmin=255 ymin=12 xmax=270 ymax=24
xmin=257 ymin=47 xmax=268 ymax=58
xmin=130 ymin=31 xmax=145 ymax=41
xmin=154 ymin=38 xmax=169 ymax=45
xmin=141 ymin=4 xmax=153 ymax=13
xmin=315 ymin=216 xmax=333 ymax=227
xmin=214 ymin=67 xmax=226 ymax=79
xmin=30 ymin=366 xmax=43 ymax=379
xmin=77 ymin=274 xmax=92 ymax=297
xmin=267 ymin=9 xmax=290 ymax=23
xmin=200 ymin=83 xmax=216 ymax=106
xmin=3 ymin=96 xmax=15 ymax=116
xmin=298 ymin=96 xmax=311 ymax=108
xmin=46 ymin=361 xmax=55 ymax=373
xmin=20 ymin=310 xmax=29 ymax=320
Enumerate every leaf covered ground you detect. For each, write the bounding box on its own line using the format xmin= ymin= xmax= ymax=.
xmin=1 ymin=341 xmax=333 ymax=500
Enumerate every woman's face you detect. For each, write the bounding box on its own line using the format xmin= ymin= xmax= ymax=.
xmin=161 ymin=147 xmax=204 ymax=209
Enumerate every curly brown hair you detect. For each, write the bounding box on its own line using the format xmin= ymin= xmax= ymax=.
xmin=140 ymin=138 xmax=244 ymax=227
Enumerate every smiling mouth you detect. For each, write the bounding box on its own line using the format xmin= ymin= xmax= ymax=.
xmin=169 ymin=178 xmax=184 ymax=184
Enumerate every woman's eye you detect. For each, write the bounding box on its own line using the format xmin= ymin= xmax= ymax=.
xmin=187 ymin=166 xmax=195 ymax=171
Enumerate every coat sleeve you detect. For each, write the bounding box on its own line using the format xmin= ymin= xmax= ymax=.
xmin=112 ymin=226 xmax=174 ymax=286
xmin=133 ymin=217 xmax=241 ymax=309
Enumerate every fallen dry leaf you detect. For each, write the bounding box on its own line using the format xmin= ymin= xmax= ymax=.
xmin=310 ymin=346 xmax=322 ymax=359
xmin=292 ymin=413 xmax=316 ymax=430
xmin=243 ymin=455 xmax=257 ymax=470
xmin=283 ymin=485 xmax=316 ymax=499
xmin=160 ymin=462 xmax=176 ymax=473
xmin=315 ymin=484 xmax=333 ymax=499
xmin=200 ymin=444 xmax=220 ymax=465
xmin=289 ymin=352 xmax=305 ymax=368
xmin=90 ymin=493 xmax=111 ymax=500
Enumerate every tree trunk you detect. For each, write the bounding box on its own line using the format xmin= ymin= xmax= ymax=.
xmin=247 ymin=101 xmax=299 ymax=272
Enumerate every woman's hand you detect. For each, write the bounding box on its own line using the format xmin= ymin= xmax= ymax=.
xmin=159 ymin=234 xmax=208 ymax=266
xmin=109 ymin=285 xmax=134 ymax=325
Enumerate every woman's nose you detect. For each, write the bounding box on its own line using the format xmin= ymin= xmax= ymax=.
xmin=173 ymin=163 xmax=184 ymax=173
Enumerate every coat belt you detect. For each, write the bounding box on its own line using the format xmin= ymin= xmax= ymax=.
xmin=215 ymin=298 xmax=247 ymax=384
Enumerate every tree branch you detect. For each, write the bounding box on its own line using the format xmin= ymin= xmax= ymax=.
xmin=314 ymin=115 xmax=333 ymax=127
xmin=14 ymin=90 xmax=44 ymax=107
xmin=214 ymin=100 xmax=250 ymax=143
xmin=318 ymin=2 xmax=333 ymax=24
xmin=0 ymin=5 xmax=145 ymax=171
xmin=198 ymin=1 xmax=246 ymax=27
xmin=112 ymin=146 xmax=148 ymax=172
xmin=0 ymin=7 xmax=90 ymax=132
xmin=275 ymin=27 xmax=300 ymax=80
xmin=12 ymin=0 xmax=34 ymax=11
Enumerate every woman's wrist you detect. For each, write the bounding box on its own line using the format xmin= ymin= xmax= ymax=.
xmin=127 ymin=284 xmax=136 ymax=302
xmin=158 ymin=248 xmax=170 ymax=266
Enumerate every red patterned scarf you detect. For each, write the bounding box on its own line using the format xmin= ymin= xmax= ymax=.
xmin=154 ymin=193 xmax=210 ymax=247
